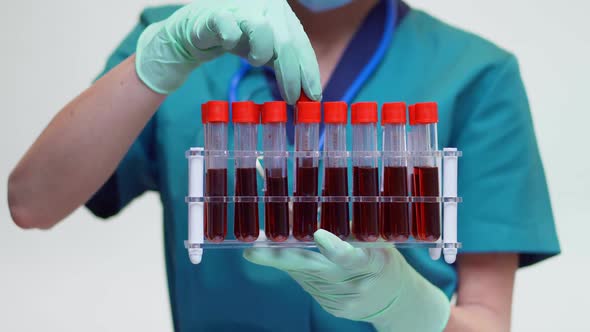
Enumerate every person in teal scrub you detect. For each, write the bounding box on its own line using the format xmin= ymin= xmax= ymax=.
xmin=8 ymin=0 xmax=560 ymax=330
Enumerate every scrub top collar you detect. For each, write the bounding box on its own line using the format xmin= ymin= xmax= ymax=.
xmin=264 ymin=0 xmax=410 ymax=144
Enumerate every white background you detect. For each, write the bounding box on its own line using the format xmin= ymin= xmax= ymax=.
xmin=1 ymin=1 xmax=588 ymax=331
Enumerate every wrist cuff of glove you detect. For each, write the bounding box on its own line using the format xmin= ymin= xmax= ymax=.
xmin=366 ymin=260 xmax=451 ymax=332
xmin=135 ymin=51 xmax=199 ymax=95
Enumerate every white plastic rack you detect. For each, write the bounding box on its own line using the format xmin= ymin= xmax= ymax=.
xmin=184 ymin=148 xmax=462 ymax=264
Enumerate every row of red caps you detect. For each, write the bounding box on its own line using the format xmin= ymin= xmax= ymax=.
xmin=201 ymin=100 xmax=438 ymax=125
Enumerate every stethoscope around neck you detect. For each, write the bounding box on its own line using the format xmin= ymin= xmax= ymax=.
xmin=228 ymin=0 xmax=397 ymax=152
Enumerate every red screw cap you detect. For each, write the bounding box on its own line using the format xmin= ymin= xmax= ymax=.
xmin=324 ymin=102 xmax=348 ymax=124
xmin=382 ymin=102 xmax=407 ymax=124
xmin=201 ymin=103 xmax=207 ymax=123
xmin=262 ymin=101 xmax=287 ymax=123
xmin=409 ymin=102 xmax=438 ymax=125
xmin=203 ymin=101 xmax=229 ymax=123
xmin=232 ymin=101 xmax=260 ymax=124
xmin=351 ymin=102 xmax=378 ymax=124
xmin=295 ymin=101 xmax=321 ymax=123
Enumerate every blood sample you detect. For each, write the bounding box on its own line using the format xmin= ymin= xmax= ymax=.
xmin=408 ymin=105 xmax=421 ymax=239
xmin=380 ymin=102 xmax=410 ymax=242
xmin=353 ymin=166 xmax=380 ymax=241
xmin=262 ymin=101 xmax=290 ymax=242
xmin=202 ymin=101 xmax=229 ymax=242
xmin=409 ymin=102 xmax=441 ymax=241
xmin=320 ymin=102 xmax=350 ymax=239
xmin=232 ymin=101 xmax=260 ymax=242
xmin=292 ymin=101 xmax=320 ymax=241
xmin=351 ymin=102 xmax=380 ymax=242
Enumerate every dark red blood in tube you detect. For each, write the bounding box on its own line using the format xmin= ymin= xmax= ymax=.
xmin=293 ymin=165 xmax=319 ymax=241
xmin=234 ymin=168 xmax=259 ymax=242
xmin=321 ymin=167 xmax=350 ymax=240
xmin=411 ymin=166 xmax=441 ymax=241
xmin=380 ymin=166 xmax=410 ymax=242
xmin=352 ymin=166 xmax=379 ymax=242
xmin=205 ymin=168 xmax=227 ymax=242
xmin=265 ymin=169 xmax=290 ymax=242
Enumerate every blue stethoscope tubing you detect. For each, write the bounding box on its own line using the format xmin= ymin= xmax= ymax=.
xmin=228 ymin=0 xmax=397 ymax=151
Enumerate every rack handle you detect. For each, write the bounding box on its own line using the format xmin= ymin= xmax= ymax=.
xmin=188 ymin=147 xmax=205 ymax=264
xmin=443 ymin=147 xmax=458 ymax=263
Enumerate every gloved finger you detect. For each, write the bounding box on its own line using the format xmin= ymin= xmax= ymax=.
xmin=272 ymin=45 xmax=302 ymax=104
xmin=314 ymin=229 xmax=370 ymax=270
xmin=243 ymin=247 xmax=330 ymax=273
xmin=235 ymin=17 xmax=274 ymax=67
xmin=297 ymin=49 xmax=322 ymax=101
xmin=283 ymin=4 xmax=321 ymax=101
xmin=193 ymin=10 xmax=242 ymax=51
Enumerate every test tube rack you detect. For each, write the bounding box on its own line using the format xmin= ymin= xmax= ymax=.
xmin=185 ymin=148 xmax=462 ymax=264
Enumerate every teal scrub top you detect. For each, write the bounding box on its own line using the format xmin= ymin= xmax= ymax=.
xmin=87 ymin=4 xmax=560 ymax=331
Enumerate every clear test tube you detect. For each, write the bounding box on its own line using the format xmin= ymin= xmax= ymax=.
xmin=380 ymin=102 xmax=410 ymax=242
xmin=292 ymin=101 xmax=321 ymax=241
xmin=261 ymin=101 xmax=290 ymax=242
xmin=202 ymin=101 xmax=229 ymax=242
xmin=232 ymin=101 xmax=260 ymax=242
xmin=351 ymin=102 xmax=380 ymax=242
xmin=408 ymin=102 xmax=441 ymax=242
xmin=320 ymin=102 xmax=350 ymax=240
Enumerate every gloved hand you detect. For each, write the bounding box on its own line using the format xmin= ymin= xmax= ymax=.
xmin=135 ymin=0 xmax=322 ymax=104
xmin=244 ymin=230 xmax=451 ymax=331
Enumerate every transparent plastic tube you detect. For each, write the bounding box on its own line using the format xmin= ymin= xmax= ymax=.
xmin=321 ymin=102 xmax=350 ymax=240
xmin=351 ymin=102 xmax=379 ymax=242
xmin=262 ymin=101 xmax=290 ymax=242
xmin=380 ymin=102 xmax=410 ymax=242
xmin=293 ymin=102 xmax=320 ymax=241
xmin=232 ymin=101 xmax=260 ymax=242
xmin=409 ymin=102 xmax=441 ymax=241
xmin=203 ymin=101 xmax=228 ymax=242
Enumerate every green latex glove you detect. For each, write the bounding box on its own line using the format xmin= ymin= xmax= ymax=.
xmin=244 ymin=230 xmax=450 ymax=331
xmin=135 ymin=0 xmax=322 ymax=104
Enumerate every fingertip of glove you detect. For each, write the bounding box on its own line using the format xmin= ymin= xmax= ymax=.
xmin=314 ymin=229 xmax=343 ymax=244
xmin=303 ymin=84 xmax=322 ymax=102
xmin=301 ymin=90 xmax=322 ymax=102
xmin=311 ymin=92 xmax=322 ymax=101
xmin=313 ymin=229 xmax=335 ymax=243
xmin=247 ymin=54 xmax=268 ymax=68
xmin=285 ymin=93 xmax=297 ymax=106
xmin=314 ymin=229 xmax=352 ymax=254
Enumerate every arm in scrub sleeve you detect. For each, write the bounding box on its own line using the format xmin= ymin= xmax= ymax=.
xmin=8 ymin=0 xmax=321 ymax=229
